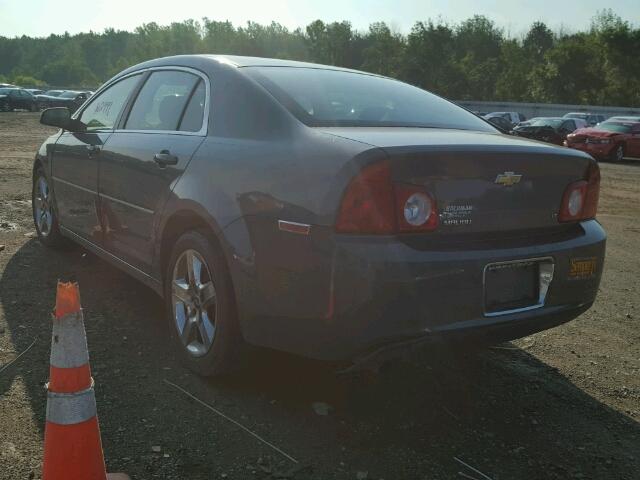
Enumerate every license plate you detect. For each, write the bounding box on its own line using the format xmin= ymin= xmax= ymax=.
xmin=485 ymin=260 xmax=540 ymax=314
xmin=569 ymin=257 xmax=597 ymax=279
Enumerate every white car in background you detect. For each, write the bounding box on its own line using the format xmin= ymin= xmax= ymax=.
xmin=563 ymin=112 xmax=607 ymax=126
xmin=484 ymin=111 xmax=527 ymax=125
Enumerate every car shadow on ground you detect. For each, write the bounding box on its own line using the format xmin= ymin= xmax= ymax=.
xmin=1 ymin=240 xmax=639 ymax=479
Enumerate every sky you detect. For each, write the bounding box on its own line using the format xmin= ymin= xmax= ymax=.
xmin=1 ymin=0 xmax=639 ymax=38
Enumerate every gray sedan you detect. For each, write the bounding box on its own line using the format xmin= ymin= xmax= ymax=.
xmin=34 ymin=55 xmax=606 ymax=375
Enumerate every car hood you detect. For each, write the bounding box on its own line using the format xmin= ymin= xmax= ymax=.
xmin=571 ymin=127 xmax=619 ymax=138
xmin=317 ymin=127 xmax=571 ymax=152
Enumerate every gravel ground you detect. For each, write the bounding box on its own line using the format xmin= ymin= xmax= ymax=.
xmin=0 ymin=112 xmax=638 ymax=480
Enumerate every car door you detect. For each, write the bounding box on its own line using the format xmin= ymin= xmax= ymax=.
xmin=629 ymin=125 xmax=640 ymax=157
xmin=8 ymin=90 xmax=20 ymax=109
xmin=22 ymin=90 xmax=35 ymax=110
xmin=51 ymin=74 xmax=142 ymax=243
xmin=98 ymin=68 xmax=208 ymax=274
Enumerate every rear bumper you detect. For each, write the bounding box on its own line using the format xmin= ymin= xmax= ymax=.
xmin=342 ymin=301 xmax=592 ymax=371
xmin=242 ymin=220 xmax=606 ymax=362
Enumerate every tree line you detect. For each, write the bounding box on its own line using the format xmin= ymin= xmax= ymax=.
xmin=1 ymin=10 xmax=638 ymax=107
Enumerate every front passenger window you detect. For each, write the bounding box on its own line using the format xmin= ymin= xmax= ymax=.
xmin=79 ymin=75 xmax=141 ymax=131
xmin=125 ymin=71 xmax=201 ymax=131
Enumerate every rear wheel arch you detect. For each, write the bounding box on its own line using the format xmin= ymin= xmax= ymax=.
xmin=159 ymin=213 xmax=246 ymax=375
xmin=157 ymin=210 xmax=232 ymax=294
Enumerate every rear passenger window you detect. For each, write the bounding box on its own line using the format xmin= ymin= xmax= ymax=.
xmin=179 ymin=80 xmax=206 ymax=132
xmin=125 ymin=71 xmax=199 ymax=131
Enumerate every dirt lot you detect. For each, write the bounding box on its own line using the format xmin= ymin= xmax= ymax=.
xmin=0 ymin=112 xmax=638 ymax=480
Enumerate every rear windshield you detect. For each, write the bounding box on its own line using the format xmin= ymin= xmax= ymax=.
xmin=565 ymin=113 xmax=588 ymax=119
xmin=0 ymin=88 xmax=16 ymax=95
xmin=59 ymin=91 xmax=79 ymax=98
xmin=598 ymin=122 xmax=633 ymax=133
xmin=244 ymin=67 xmax=495 ymax=131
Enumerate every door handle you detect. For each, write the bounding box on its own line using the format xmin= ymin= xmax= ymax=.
xmin=86 ymin=144 xmax=101 ymax=154
xmin=153 ymin=150 xmax=178 ymax=167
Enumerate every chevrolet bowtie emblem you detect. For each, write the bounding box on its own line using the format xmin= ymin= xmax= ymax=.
xmin=495 ymin=171 xmax=522 ymax=186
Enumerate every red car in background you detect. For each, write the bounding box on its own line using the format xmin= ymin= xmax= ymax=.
xmin=565 ymin=121 xmax=640 ymax=162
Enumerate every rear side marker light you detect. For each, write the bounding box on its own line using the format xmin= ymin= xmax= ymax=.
xmin=278 ymin=220 xmax=311 ymax=235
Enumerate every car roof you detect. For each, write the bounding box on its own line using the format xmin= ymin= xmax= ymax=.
xmin=120 ymin=54 xmax=378 ymax=77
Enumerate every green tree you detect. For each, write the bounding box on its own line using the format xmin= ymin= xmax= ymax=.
xmin=360 ymin=22 xmax=404 ymax=77
xmin=403 ymin=20 xmax=460 ymax=97
xmin=0 ymin=14 xmax=639 ymax=106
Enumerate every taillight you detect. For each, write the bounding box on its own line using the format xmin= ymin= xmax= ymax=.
xmin=335 ymin=162 xmax=438 ymax=234
xmin=395 ymin=184 xmax=438 ymax=232
xmin=335 ymin=161 xmax=396 ymax=234
xmin=558 ymin=162 xmax=600 ymax=222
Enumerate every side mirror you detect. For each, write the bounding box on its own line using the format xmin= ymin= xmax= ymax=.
xmin=40 ymin=107 xmax=85 ymax=132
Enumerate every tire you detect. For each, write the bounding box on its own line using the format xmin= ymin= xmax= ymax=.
xmin=164 ymin=230 xmax=244 ymax=376
xmin=32 ymin=166 xmax=67 ymax=248
xmin=610 ymin=144 xmax=624 ymax=163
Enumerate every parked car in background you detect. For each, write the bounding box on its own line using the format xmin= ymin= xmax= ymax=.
xmin=563 ymin=112 xmax=606 ymax=127
xmin=484 ymin=111 xmax=527 ymax=125
xmin=34 ymin=55 xmax=606 ymax=376
xmin=36 ymin=90 xmax=91 ymax=112
xmin=0 ymin=87 xmax=38 ymax=112
xmin=512 ymin=117 xmax=586 ymax=145
xmin=485 ymin=115 xmax=514 ymax=132
xmin=565 ymin=120 xmax=640 ymax=162
xmin=606 ymin=116 xmax=640 ymax=122
xmin=514 ymin=117 xmax=541 ymax=127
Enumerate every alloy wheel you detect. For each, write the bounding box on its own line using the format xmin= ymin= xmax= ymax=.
xmin=171 ymin=249 xmax=217 ymax=357
xmin=34 ymin=176 xmax=53 ymax=237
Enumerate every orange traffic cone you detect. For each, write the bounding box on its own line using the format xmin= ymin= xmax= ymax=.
xmin=42 ymin=282 xmax=130 ymax=480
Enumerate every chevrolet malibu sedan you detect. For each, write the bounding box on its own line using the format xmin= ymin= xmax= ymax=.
xmin=34 ymin=55 xmax=606 ymax=375
xmin=565 ymin=121 xmax=640 ymax=162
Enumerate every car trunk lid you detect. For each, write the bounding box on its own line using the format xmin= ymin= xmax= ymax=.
xmin=321 ymin=127 xmax=593 ymax=235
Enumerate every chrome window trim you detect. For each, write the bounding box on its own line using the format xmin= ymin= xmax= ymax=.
xmin=73 ymin=66 xmax=211 ymax=137
xmin=482 ymin=256 xmax=555 ymax=317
